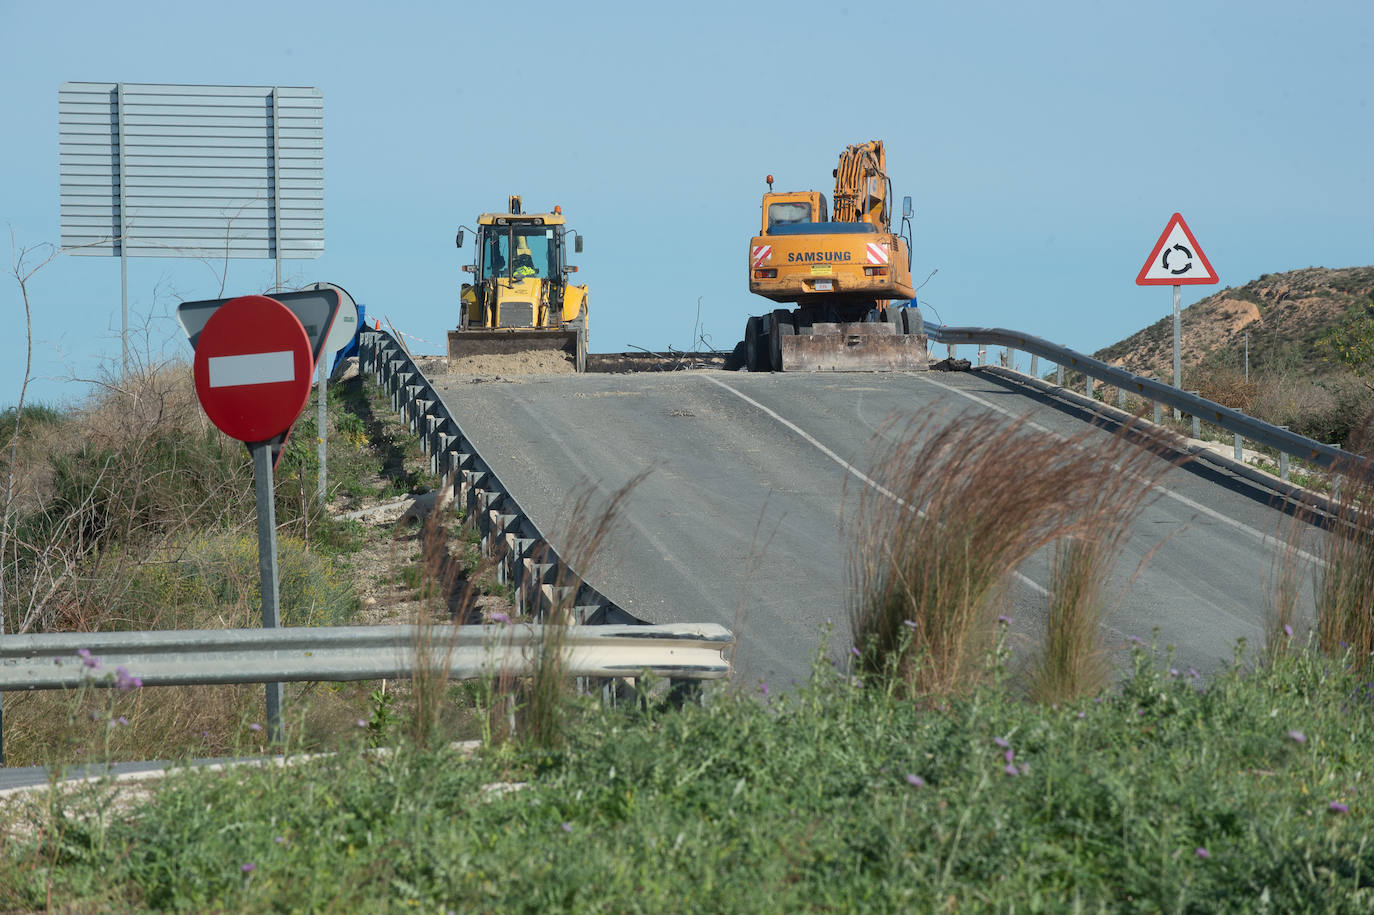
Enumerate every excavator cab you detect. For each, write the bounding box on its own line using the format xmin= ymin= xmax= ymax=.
xmin=761 ymin=190 xmax=828 ymax=233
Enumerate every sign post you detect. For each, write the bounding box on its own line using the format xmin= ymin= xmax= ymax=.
xmin=307 ymin=283 xmax=360 ymax=503
xmin=1136 ymin=213 xmax=1219 ymax=418
xmin=189 ymin=295 xmax=318 ymax=740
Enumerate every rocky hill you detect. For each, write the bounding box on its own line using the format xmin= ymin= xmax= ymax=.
xmin=1094 ymin=266 xmax=1374 ymax=382
xmin=1091 ymin=266 xmax=1374 ymax=447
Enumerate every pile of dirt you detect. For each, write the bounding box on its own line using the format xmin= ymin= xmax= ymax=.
xmin=441 ymin=349 xmax=576 ymax=376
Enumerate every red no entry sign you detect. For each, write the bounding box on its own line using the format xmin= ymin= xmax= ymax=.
xmin=192 ymin=295 xmax=314 ymax=442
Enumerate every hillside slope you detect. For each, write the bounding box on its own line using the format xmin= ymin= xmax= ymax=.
xmin=1090 ymin=266 xmax=1374 ymax=447
xmin=1094 ymin=266 xmax=1374 ymax=382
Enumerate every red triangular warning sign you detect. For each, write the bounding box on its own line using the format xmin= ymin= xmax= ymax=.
xmin=1136 ymin=213 xmax=1218 ymax=286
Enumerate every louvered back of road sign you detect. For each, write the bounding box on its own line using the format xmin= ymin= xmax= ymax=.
xmin=59 ymin=82 xmax=323 ymax=259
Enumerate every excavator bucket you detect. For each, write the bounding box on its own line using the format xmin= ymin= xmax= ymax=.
xmin=446 ymin=326 xmax=587 ymax=374
xmin=781 ymin=323 xmax=928 ymax=372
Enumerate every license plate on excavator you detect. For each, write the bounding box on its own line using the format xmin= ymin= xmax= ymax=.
xmin=813 ymin=280 xmax=833 ymax=291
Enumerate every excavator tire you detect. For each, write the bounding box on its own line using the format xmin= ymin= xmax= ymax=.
xmin=744 ymin=316 xmax=765 ymax=372
xmin=901 ymin=306 xmax=924 ymax=337
xmin=768 ymin=310 xmax=795 ymax=373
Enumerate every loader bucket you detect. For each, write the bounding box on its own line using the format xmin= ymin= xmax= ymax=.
xmin=781 ymin=322 xmax=929 ymax=372
xmin=446 ymin=326 xmax=587 ymax=374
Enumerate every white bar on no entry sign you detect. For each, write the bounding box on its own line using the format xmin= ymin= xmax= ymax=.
xmin=208 ymin=351 xmax=296 ymax=387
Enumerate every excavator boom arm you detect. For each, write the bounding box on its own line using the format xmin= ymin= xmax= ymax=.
xmin=832 ymin=140 xmax=890 ymax=230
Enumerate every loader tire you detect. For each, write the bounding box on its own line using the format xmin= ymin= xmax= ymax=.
xmin=768 ymin=310 xmax=795 ymax=373
xmin=744 ymin=316 xmax=764 ymax=372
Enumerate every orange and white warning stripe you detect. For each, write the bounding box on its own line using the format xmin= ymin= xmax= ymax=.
xmin=865 ymin=243 xmax=889 ymax=265
xmin=751 ymin=245 xmax=772 ymax=268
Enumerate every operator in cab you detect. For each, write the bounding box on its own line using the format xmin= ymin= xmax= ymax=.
xmin=513 ymin=253 xmax=538 ymax=278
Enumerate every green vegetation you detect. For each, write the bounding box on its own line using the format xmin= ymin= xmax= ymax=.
xmin=2 ymin=640 xmax=1372 ymax=911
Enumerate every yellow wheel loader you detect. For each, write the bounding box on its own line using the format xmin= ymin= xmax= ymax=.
xmin=450 ymin=195 xmax=589 ymax=372
xmin=744 ymin=140 xmax=928 ymax=372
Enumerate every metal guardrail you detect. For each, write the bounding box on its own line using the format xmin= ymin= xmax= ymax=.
xmin=358 ymin=329 xmax=641 ymax=625
xmin=928 ymin=324 xmax=1362 ymax=477
xmin=0 ymin=623 xmax=733 ymax=691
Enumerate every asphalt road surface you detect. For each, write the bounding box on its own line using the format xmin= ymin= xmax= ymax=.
xmin=431 ymin=368 xmax=1318 ymax=688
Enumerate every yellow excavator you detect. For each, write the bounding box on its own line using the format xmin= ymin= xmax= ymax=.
xmin=451 ymin=195 xmax=588 ymax=372
xmin=744 ymin=140 xmax=927 ymax=372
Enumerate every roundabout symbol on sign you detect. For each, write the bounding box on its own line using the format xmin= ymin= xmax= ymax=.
xmin=1161 ymin=243 xmax=1193 ymax=276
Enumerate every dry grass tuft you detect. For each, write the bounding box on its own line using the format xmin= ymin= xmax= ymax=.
xmin=1309 ymin=458 xmax=1374 ymax=661
xmin=850 ymin=409 xmax=1178 ymax=701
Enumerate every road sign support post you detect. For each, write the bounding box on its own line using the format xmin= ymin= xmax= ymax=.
xmin=318 ymin=362 xmax=328 ymax=503
xmin=251 ymin=441 xmax=285 ymax=741
xmin=1173 ymin=284 xmax=1182 ymax=419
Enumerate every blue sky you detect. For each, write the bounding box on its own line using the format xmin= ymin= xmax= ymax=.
xmin=2 ymin=0 xmax=1371 ymax=407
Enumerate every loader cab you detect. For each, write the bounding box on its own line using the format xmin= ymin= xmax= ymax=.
xmin=478 ymin=224 xmax=559 ymax=281
xmin=761 ymin=190 xmax=828 ymax=234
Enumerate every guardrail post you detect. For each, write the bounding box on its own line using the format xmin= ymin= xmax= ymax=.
xmin=1056 ymin=364 xmax=1064 ymax=387
xmin=977 ymin=346 xmax=986 ymax=366
xmin=1280 ymin=451 xmax=1289 ymax=481
xmin=1153 ymin=402 xmax=1162 ymax=425
xmin=1234 ymin=434 xmax=1243 ymax=462
xmin=1086 ymin=375 xmax=1095 ymax=399
xmin=1117 ymin=387 xmax=1126 ymax=408
xmin=1030 ymin=354 xmax=1039 ymax=378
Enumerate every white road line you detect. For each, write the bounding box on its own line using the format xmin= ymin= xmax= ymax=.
xmin=703 ymin=374 xmax=1050 ymax=597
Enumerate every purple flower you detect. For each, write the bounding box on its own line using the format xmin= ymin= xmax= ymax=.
xmin=489 ymin=611 xmax=511 ymax=624
xmin=355 ymin=719 xmax=368 ymax=728
xmin=241 ymin=863 xmax=256 ymax=874
xmin=997 ymin=615 xmax=1012 ymax=625
xmin=274 ymin=836 xmax=286 ymax=844
xmin=759 ymin=682 xmax=770 ymax=696
xmin=1004 ymin=749 xmax=1015 ymax=764
xmin=905 ymin=774 xmax=925 ymax=788
xmin=115 ymin=666 xmax=142 ymax=691
xmin=561 ymin=822 xmax=573 ymax=833
xmin=1283 ymin=624 xmax=1294 ymax=638
xmin=851 ymin=646 xmax=861 ymax=657
xmin=1169 ymin=668 xmax=1180 ymax=677
xmin=1003 ymin=764 xmax=1019 ymax=777
xmin=1077 ymin=711 xmax=1087 ymax=719
xmin=77 ymin=648 xmax=101 ymax=670
xmin=249 ymin=723 xmax=263 ymax=733
xmin=117 ymin=716 xmax=129 ymax=726
xmin=902 ymin=619 xmax=918 ymax=630
xmin=993 ymin=737 xmax=1010 ymax=749
xmin=1287 ymin=730 xmax=1306 ymax=744
xmin=1329 ymin=801 xmax=1349 ymax=814
xmin=1195 ymin=847 xmax=1210 ymax=860
xmin=1188 ymin=668 xmax=1201 ymax=680
xmin=1127 ymin=635 xmax=1143 ymax=645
